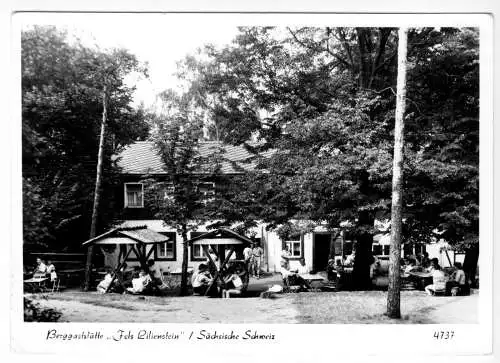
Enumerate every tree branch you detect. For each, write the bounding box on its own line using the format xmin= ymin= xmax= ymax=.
xmin=287 ymin=27 xmax=351 ymax=68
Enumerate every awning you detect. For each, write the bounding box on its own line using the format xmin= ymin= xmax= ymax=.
xmin=82 ymin=226 xmax=169 ymax=246
xmin=186 ymin=228 xmax=253 ymax=246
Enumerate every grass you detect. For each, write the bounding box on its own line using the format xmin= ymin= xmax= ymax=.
xmin=290 ymin=290 xmax=458 ymax=324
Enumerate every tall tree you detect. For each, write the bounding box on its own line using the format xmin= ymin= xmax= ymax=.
xmin=144 ymin=90 xmax=224 ymax=295
xmin=22 ymin=26 xmax=149 ymax=253
xmin=387 ymin=27 xmax=408 ymax=319
xmin=84 ymin=87 xmax=107 ymax=291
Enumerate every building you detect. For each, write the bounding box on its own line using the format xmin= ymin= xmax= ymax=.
xmin=105 ymin=140 xmax=455 ymax=276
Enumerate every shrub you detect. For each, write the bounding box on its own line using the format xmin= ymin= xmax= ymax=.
xmin=24 ymin=297 xmax=62 ymax=322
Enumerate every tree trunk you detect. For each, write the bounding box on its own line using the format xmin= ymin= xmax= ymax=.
xmin=387 ymin=28 xmax=408 ymax=319
xmin=180 ymin=224 xmax=189 ymax=296
xmin=463 ymin=244 xmax=479 ymax=288
xmin=352 ymin=231 xmax=374 ymax=290
xmin=83 ymin=86 xmax=107 ymax=291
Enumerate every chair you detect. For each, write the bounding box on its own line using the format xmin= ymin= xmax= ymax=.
xmin=431 ymin=281 xmax=447 ymax=296
xmin=51 ymin=278 xmax=61 ymax=293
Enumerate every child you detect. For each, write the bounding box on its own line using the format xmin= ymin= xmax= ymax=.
xmin=222 ymin=268 xmax=243 ymax=298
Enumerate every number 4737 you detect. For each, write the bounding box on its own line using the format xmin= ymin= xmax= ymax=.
xmin=433 ymin=331 xmax=454 ymax=340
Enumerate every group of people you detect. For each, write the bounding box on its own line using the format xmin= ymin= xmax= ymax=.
xmin=191 ymin=263 xmax=246 ymax=298
xmin=32 ymin=257 xmax=57 ymax=282
xmin=243 ymin=243 xmax=264 ymax=279
xmin=96 ymin=260 xmax=160 ymax=295
xmin=401 ymin=255 xmax=469 ymax=296
xmin=422 ymin=259 xmax=468 ymax=296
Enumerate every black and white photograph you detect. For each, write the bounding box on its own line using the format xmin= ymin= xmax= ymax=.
xmin=19 ymin=14 xmax=484 ymax=324
xmin=8 ymin=8 xmax=496 ymax=359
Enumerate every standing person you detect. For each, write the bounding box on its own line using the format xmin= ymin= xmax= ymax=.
xmin=252 ymin=243 xmax=264 ymax=279
xmin=243 ymin=243 xmax=253 ymax=277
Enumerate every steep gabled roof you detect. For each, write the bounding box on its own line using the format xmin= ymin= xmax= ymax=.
xmin=115 ymin=141 xmax=270 ymax=175
xmin=185 ymin=227 xmax=253 ymax=246
xmin=82 ymin=226 xmax=170 ymax=246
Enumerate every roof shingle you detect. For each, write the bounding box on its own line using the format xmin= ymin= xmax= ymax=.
xmin=116 ymin=141 xmax=269 ymax=175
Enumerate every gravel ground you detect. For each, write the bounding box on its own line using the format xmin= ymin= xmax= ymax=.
xmin=27 ymin=288 xmax=478 ymax=324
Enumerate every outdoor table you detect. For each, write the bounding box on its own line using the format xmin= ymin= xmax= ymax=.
xmin=300 ymin=273 xmax=326 ymax=283
xmin=299 ymin=273 xmax=326 ymax=291
xmin=24 ymin=276 xmax=49 ymax=293
xmin=408 ymin=271 xmax=433 ymax=290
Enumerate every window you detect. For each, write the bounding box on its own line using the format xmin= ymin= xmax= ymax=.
xmin=190 ymin=232 xmax=207 ymax=261
xmin=124 ymin=183 xmax=144 ymax=208
xmin=283 ymin=235 xmax=303 ymax=259
xmin=198 ymin=182 xmax=215 ymax=203
xmin=372 ymin=244 xmax=391 ymax=256
xmin=155 ymin=232 xmax=176 ymax=261
xmin=373 ymin=244 xmax=382 ymax=256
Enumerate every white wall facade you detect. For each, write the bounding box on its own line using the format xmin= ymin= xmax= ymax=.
xmin=104 ymin=220 xmax=461 ymax=275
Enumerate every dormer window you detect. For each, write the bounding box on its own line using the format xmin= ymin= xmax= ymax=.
xmin=124 ymin=183 xmax=144 ymax=208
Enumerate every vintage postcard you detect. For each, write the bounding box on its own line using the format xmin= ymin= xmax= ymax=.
xmin=7 ymin=7 xmax=496 ymax=362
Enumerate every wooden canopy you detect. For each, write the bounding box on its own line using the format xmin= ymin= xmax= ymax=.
xmin=82 ymin=226 xmax=170 ymax=293
xmin=186 ymin=228 xmax=253 ymax=246
xmin=186 ymin=228 xmax=253 ymax=296
xmin=82 ymin=226 xmax=170 ymax=246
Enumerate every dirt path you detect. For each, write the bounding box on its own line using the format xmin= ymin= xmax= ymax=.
xmin=28 ymin=287 xmax=478 ymax=324
xmin=32 ymin=294 xmax=300 ymax=323
xmin=425 ymin=293 xmax=479 ymax=324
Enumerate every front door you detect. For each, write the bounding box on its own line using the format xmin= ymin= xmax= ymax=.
xmin=313 ymin=233 xmax=332 ymax=271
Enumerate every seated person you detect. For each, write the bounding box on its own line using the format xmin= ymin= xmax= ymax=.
xmin=97 ymin=268 xmax=114 ymax=294
xmin=147 ymin=259 xmax=163 ymax=286
xmin=191 ymin=264 xmax=214 ymax=296
xmin=426 ymin=258 xmax=439 ymax=273
xmin=222 ymin=267 xmax=244 ymax=298
xmin=33 ymin=258 xmax=47 ymax=277
xmin=370 ymin=255 xmax=380 ymax=279
xmin=46 ymin=260 xmax=57 ymax=282
xmin=280 ymin=261 xmax=311 ymax=291
xmin=404 ymin=258 xmax=417 ymax=274
xmin=126 ymin=269 xmax=152 ymax=294
xmin=447 ymin=262 xmax=469 ymax=295
xmin=424 ymin=264 xmax=447 ymax=295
